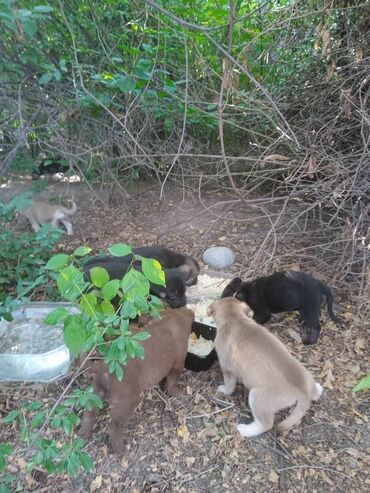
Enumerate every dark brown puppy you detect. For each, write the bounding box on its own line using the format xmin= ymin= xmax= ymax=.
xmin=79 ymin=308 xmax=194 ymax=454
xmin=133 ymin=246 xmax=200 ymax=286
xmin=83 ymin=256 xmax=187 ymax=308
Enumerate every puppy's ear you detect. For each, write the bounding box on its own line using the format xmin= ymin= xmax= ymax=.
xmin=243 ymin=303 xmax=254 ymax=319
xmin=207 ymin=301 xmax=215 ymax=317
xmin=230 ymin=277 xmax=242 ymax=291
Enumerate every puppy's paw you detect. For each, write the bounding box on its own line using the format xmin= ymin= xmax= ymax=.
xmin=217 ymin=384 xmax=233 ymax=395
xmin=237 ymin=421 xmax=268 ymax=438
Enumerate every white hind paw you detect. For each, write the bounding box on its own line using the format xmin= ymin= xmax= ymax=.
xmin=217 ymin=384 xmax=233 ymax=395
xmin=313 ymin=382 xmax=323 ymax=400
xmin=237 ymin=421 xmax=269 ymax=438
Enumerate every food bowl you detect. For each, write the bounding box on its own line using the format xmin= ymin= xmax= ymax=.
xmin=185 ymin=321 xmax=217 ymax=372
xmin=0 ymin=302 xmax=79 ymax=382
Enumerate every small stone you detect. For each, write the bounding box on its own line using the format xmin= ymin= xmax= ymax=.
xmin=202 ymin=246 xmax=235 ymax=270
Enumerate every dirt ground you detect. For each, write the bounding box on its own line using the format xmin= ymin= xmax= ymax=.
xmin=1 ymin=176 xmax=369 ymax=492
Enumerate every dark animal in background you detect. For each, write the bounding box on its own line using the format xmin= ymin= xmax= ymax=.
xmin=32 ymin=159 xmax=69 ymax=179
xmin=132 ymin=245 xmax=200 ymax=286
xmin=79 ymin=308 xmax=195 ymax=454
xmin=221 ymin=271 xmax=339 ymax=345
xmin=83 ymin=256 xmax=187 ymax=308
xmin=207 ymin=298 xmax=323 ymax=438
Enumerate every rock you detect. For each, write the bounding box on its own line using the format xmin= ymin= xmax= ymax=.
xmin=202 ymin=246 xmax=235 ymax=271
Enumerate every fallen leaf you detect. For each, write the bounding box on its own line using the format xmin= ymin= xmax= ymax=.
xmin=90 ymin=474 xmax=103 ymax=492
xmin=177 ymin=424 xmax=190 ymax=441
xmin=287 ymin=328 xmax=302 ymax=344
xmin=268 ymin=469 xmax=279 ymax=483
xmin=186 ymin=456 xmax=196 ymax=468
xmin=355 ymin=338 xmax=366 ymax=350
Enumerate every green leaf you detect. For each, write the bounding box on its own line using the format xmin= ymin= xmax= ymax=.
xmin=121 ymin=269 xmax=150 ymax=300
xmin=132 ymin=331 xmax=151 ymax=341
xmin=108 ymin=243 xmax=132 ymax=257
xmin=124 ymin=339 xmax=136 ymax=358
xmin=117 ymin=75 xmax=136 ymax=93
xmin=57 ymin=265 xmax=86 ymax=301
xmin=0 ymin=444 xmax=13 ymax=455
xmin=46 ymin=254 xmax=70 ymax=271
xmin=141 ymin=258 xmax=165 ymax=286
xmin=67 ymin=452 xmax=80 ymax=478
xmin=64 ymin=318 xmax=86 ymax=356
xmin=33 ymin=6 xmax=54 ymax=14
xmin=353 ymin=374 xmax=370 ymax=393
xmin=89 ymin=266 xmax=109 ymax=287
xmin=30 ymin=411 xmax=47 ymax=429
xmin=74 ymin=246 xmax=92 ymax=257
xmin=99 ymin=299 xmax=115 ymax=316
xmin=22 ymin=18 xmax=37 ymax=36
xmin=80 ymin=292 xmax=97 ymax=316
xmin=39 ymin=72 xmax=53 ymax=85
xmin=115 ymin=364 xmax=124 ymax=381
xmin=120 ymin=300 xmax=137 ymax=319
xmin=79 ymin=451 xmax=94 ymax=473
xmin=59 ymin=58 xmax=67 ymax=72
xmin=44 ymin=307 xmax=70 ymax=325
xmin=102 ymin=279 xmax=120 ymax=301
xmin=3 ymin=410 xmax=20 ymax=424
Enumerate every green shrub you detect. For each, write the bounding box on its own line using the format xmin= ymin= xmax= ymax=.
xmin=1 ymin=242 xmax=165 ymax=489
xmin=0 ymin=192 xmax=62 ymax=321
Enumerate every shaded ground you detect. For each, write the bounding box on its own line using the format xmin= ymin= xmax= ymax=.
xmin=1 ymin=176 xmax=369 ymax=492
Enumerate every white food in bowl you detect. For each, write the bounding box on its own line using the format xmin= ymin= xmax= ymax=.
xmin=188 ymin=333 xmax=215 ymax=357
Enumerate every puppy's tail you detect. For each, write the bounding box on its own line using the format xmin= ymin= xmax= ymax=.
xmin=320 ymin=282 xmax=339 ymax=324
xmin=276 ymin=396 xmax=311 ymax=435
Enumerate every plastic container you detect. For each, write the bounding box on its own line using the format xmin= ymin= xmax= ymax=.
xmin=185 ymin=321 xmax=217 ymax=372
xmin=0 ymin=302 xmax=79 ymax=382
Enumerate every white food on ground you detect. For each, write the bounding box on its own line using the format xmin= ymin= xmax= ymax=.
xmin=187 ymin=273 xmax=230 ymax=300
xmin=188 ymin=333 xmax=215 ymax=357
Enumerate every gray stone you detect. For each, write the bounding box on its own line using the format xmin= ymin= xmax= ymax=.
xmin=202 ymin=246 xmax=235 ymax=270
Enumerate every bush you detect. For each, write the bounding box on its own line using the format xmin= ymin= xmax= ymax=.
xmin=0 ymin=192 xmax=62 ymax=321
xmin=1 ymin=242 xmax=166 ymax=490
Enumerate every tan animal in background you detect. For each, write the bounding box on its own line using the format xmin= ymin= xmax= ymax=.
xmin=207 ymin=298 xmax=323 ymax=438
xmin=22 ymin=199 xmax=77 ymax=235
xmin=79 ymin=307 xmax=195 ymax=454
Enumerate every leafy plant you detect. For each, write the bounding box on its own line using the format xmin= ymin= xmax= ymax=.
xmin=353 ymin=373 xmax=370 ymax=393
xmin=1 ymin=241 xmax=166 ymax=489
xmin=0 ymin=192 xmax=62 ymax=320
xmin=45 ymin=242 xmax=164 ymax=380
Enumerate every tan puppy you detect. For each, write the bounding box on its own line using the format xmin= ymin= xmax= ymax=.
xmin=207 ymin=298 xmax=323 ymax=438
xmin=22 ymin=199 xmax=77 ymax=235
xmin=79 ymin=307 xmax=194 ymax=454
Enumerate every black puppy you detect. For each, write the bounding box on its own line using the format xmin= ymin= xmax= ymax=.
xmin=32 ymin=159 xmax=69 ymax=179
xmin=221 ymin=271 xmax=338 ymax=345
xmin=129 ymin=246 xmax=199 ymax=287
xmin=84 ymin=257 xmax=186 ymax=308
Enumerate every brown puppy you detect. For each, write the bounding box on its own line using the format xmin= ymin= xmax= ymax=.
xmin=207 ymin=298 xmax=323 ymax=438
xmin=79 ymin=307 xmax=194 ymax=454
xmin=22 ymin=199 xmax=77 ymax=235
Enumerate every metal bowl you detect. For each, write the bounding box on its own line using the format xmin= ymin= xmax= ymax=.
xmin=0 ymin=302 xmax=79 ymax=382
